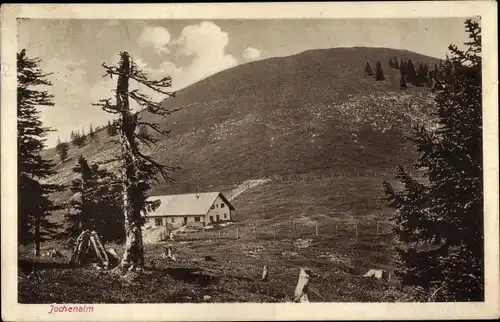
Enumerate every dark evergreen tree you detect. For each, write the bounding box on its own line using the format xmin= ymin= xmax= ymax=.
xmin=406 ymin=59 xmax=417 ymax=85
xmin=399 ymin=72 xmax=408 ymax=90
xmin=65 ymin=155 xmax=124 ymax=243
xmin=388 ymin=57 xmax=394 ymax=68
xmin=107 ymin=120 xmax=118 ymax=136
xmin=364 ymin=62 xmax=374 ymax=76
xmin=94 ymin=52 xmax=177 ymax=271
xmin=400 ymin=59 xmax=406 ymax=74
xmin=17 ymin=49 xmax=63 ymax=255
xmin=71 ymin=129 xmax=86 ymax=147
xmin=55 ymin=137 xmax=70 ymax=162
xmin=375 ymin=60 xmax=385 ymax=81
xmin=89 ymin=123 xmax=97 ymax=140
xmin=394 ymin=56 xmax=399 ymax=69
xmin=383 ymin=19 xmax=483 ymax=301
xmin=415 ymin=63 xmax=427 ymax=87
xmin=106 ymin=121 xmax=112 ymax=136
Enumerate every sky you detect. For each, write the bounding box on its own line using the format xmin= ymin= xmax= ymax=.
xmin=17 ymin=18 xmax=474 ymax=148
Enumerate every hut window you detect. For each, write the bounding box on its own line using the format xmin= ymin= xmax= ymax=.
xmin=221 ymin=203 xmax=225 ymax=208
xmin=195 ymin=217 xmax=200 ymax=222
xmin=154 ymin=218 xmax=162 ymax=226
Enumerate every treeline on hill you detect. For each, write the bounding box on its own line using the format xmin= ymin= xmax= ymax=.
xmin=364 ymin=56 xmax=444 ymax=90
xmin=55 ymin=120 xmax=131 ymax=162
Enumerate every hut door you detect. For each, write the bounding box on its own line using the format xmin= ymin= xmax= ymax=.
xmin=183 ymin=217 xmax=188 ymax=225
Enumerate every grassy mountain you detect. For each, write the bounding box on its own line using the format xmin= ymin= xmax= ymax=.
xmin=42 ymin=47 xmax=440 ymax=218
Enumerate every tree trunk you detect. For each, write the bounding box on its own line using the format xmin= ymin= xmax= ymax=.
xmin=34 ymin=215 xmax=41 ymax=257
xmin=115 ymin=52 xmax=145 ymax=272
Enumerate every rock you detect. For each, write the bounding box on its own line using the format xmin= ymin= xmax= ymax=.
xmin=363 ymin=269 xmax=390 ymax=280
xmin=204 ymin=256 xmax=215 ymax=262
xmin=203 ymin=295 xmax=212 ymax=301
xmin=294 ymin=238 xmax=313 ymax=249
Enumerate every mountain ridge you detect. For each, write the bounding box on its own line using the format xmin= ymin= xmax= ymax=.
xmin=42 ymin=47 xmax=439 ymax=209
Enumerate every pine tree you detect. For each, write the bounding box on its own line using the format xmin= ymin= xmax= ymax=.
xmin=400 ymin=59 xmax=406 ymax=74
xmin=382 ymin=19 xmax=483 ymax=301
xmin=399 ymin=72 xmax=408 ymax=90
xmin=89 ymin=123 xmax=97 ymax=140
xmin=388 ymin=57 xmax=394 ymax=68
xmin=65 ymin=155 xmax=124 ymax=243
xmin=375 ymin=60 xmax=385 ymax=81
xmin=55 ymin=137 xmax=69 ymax=162
xmin=364 ymin=62 xmax=374 ymax=76
xmin=414 ymin=63 xmax=424 ymax=86
xmin=394 ymin=56 xmax=399 ymax=69
xmin=17 ymin=49 xmax=63 ymax=255
xmin=93 ymin=52 xmax=177 ymax=271
xmin=71 ymin=129 xmax=86 ymax=147
xmin=406 ymin=59 xmax=417 ymax=85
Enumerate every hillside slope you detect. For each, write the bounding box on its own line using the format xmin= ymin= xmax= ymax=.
xmin=42 ymin=47 xmax=439 ymax=203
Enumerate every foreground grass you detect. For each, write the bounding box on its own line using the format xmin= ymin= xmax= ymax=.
xmin=19 ymin=233 xmax=420 ymax=303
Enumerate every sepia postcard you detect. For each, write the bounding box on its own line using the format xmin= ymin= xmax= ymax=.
xmin=1 ymin=2 xmax=499 ymax=321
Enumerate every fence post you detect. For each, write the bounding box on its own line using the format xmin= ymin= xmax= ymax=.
xmin=335 ymin=224 xmax=338 ymax=234
xmin=236 ymin=227 xmax=239 ymax=240
xmin=355 ymin=223 xmax=358 ymax=236
xmin=219 ymin=229 xmax=221 ymax=240
xmin=294 ymin=223 xmax=297 ymax=238
xmin=376 ymin=222 xmax=380 ymax=235
xmin=273 ymin=227 xmax=277 ymax=240
xmin=315 ymin=225 xmax=319 ymax=237
xmin=255 ymin=227 xmax=258 ymax=240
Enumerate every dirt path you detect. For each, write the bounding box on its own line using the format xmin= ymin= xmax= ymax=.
xmin=226 ymin=178 xmax=271 ymax=201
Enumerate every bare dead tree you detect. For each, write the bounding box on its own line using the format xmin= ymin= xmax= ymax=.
xmin=93 ymin=52 xmax=177 ymax=272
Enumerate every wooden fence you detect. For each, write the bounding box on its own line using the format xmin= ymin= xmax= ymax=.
xmin=165 ymin=221 xmax=393 ymax=242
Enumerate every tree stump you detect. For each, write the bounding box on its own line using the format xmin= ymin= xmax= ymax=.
xmin=261 ymin=265 xmax=268 ymax=281
xmin=293 ymin=267 xmax=310 ymax=303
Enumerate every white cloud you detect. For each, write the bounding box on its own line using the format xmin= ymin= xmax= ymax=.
xmin=243 ymin=47 xmax=261 ymax=60
xmin=137 ymin=26 xmax=171 ymax=54
xmin=132 ymin=21 xmax=238 ymax=90
xmin=175 ymin=21 xmax=237 ymax=88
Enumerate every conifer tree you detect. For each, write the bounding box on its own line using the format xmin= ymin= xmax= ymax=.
xmin=55 ymin=137 xmax=70 ymax=162
xmin=17 ymin=49 xmax=63 ymax=255
xmin=375 ymin=60 xmax=385 ymax=81
xmin=406 ymin=59 xmax=417 ymax=85
xmin=399 ymin=72 xmax=408 ymax=90
xmin=364 ymin=62 xmax=374 ymax=76
xmin=383 ymin=19 xmax=483 ymax=301
xmin=71 ymin=129 xmax=86 ymax=147
xmin=89 ymin=123 xmax=97 ymax=140
xmin=65 ymin=155 xmax=124 ymax=243
xmin=400 ymin=59 xmax=406 ymax=74
xmin=388 ymin=57 xmax=394 ymax=68
xmin=394 ymin=56 xmax=399 ymax=69
xmin=93 ymin=52 xmax=177 ymax=271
